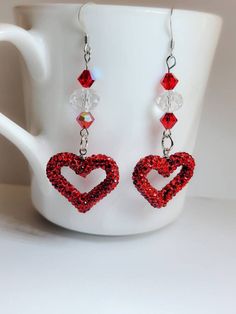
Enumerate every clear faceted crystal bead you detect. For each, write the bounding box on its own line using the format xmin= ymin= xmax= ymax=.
xmin=156 ymin=91 xmax=183 ymax=112
xmin=69 ymin=88 xmax=100 ymax=113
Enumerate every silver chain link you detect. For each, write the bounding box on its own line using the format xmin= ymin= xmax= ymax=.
xmin=84 ymin=34 xmax=91 ymax=69
xmin=79 ymin=128 xmax=89 ymax=157
xmin=162 ymin=129 xmax=174 ymax=158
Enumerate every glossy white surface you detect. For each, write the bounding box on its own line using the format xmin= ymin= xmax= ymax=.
xmin=0 ymin=4 xmax=221 ymax=234
xmin=0 ymin=184 xmax=235 ymax=314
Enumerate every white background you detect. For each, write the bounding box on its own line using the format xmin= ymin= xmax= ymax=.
xmin=0 ymin=185 xmax=235 ymax=314
xmin=0 ymin=2 xmax=235 ymax=313
xmin=0 ymin=0 xmax=235 ymax=200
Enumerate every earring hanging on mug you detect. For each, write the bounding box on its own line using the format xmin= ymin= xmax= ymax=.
xmin=132 ymin=9 xmax=195 ymax=208
xmin=46 ymin=4 xmax=119 ymax=213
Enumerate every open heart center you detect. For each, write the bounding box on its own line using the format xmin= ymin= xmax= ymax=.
xmin=147 ymin=168 xmax=180 ymax=190
xmin=61 ymin=167 xmax=106 ymax=193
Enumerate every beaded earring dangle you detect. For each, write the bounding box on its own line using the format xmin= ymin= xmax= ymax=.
xmin=132 ymin=9 xmax=195 ymax=208
xmin=46 ymin=5 xmax=119 ymax=213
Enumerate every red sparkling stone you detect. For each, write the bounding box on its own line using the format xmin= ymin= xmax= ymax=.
xmin=78 ymin=69 xmax=94 ymax=88
xmin=161 ymin=73 xmax=178 ymax=90
xmin=76 ymin=112 xmax=95 ymax=129
xmin=132 ymin=152 xmax=195 ymax=208
xmin=160 ymin=113 xmax=177 ymax=129
xmin=46 ymin=153 xmax=120 ymax=213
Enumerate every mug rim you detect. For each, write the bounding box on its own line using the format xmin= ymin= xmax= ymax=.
xmin=14 ymin=3 xmax=222 ymax=23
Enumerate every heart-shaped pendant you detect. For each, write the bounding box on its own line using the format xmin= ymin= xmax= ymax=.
xmin=132 ymin=152 xmax=195 ymax=208
xmin=46 ymin=153 xmax=119 ymax=213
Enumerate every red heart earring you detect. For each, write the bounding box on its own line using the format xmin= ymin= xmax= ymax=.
xmin=133 ymin=9 xmax=195 ymax=208
xmin=46 ymin=6 xmax=119 ymax=213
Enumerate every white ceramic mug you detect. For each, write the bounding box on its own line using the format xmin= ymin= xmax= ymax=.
xmin=0 ymin=4 xmax=221 ymax=235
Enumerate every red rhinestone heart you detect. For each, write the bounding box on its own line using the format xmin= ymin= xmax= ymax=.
xmin=46 ymin=153 xmax=119 ymax=213
xmin=132 ymin=152 xmax=195 ymax=208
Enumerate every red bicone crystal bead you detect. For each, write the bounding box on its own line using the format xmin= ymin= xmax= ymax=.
xmin=160 ymin=113 xmax=178 ymax=129
xmin=78 ymin=70 xmax=94 ymax=88
xmin=76 ymin=112 xmax=95 ymax=128
xmin=161 ymin=73 xmax=178 ymax=90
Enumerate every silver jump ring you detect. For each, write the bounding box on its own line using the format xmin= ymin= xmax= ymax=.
xmin=162 ymin=130 xmax=174 ymax=158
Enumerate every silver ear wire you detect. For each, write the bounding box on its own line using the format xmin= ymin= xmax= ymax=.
xmin=166 ymin=8 xmax=177 ymax=72
xmin=169 ymin=8 xmax=175 ymax=55
xmin=78 ymin=3 xmax=96 ymax=70
xmin=78 ymin=2 xmax=96 ymax=35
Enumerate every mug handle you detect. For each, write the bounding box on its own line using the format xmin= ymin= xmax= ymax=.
xmin=0 ymin=24 xmax=47 ymax=169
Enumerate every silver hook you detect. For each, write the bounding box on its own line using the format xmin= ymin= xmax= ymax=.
xmin=166 ymin=8 xmax=176 ymax=72
xmin=169 ymin=8 xmax=175 ymax=55
xmin=78 ymin=2 xmax=96 ymax=35
xmin=78 ymin=3 xmax=96 ymax=69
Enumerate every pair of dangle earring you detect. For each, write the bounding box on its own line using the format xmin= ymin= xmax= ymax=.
xmin=133 ymin=9 xmax=195 ymax=208
xmin=46 ymin=29 xmax=119 ymax=213
xmin=46 ymin=7 xmax=195 ymax=213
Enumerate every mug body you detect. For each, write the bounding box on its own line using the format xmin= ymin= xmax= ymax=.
xmin=14 ymin=4 xmax=221 ymax=235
